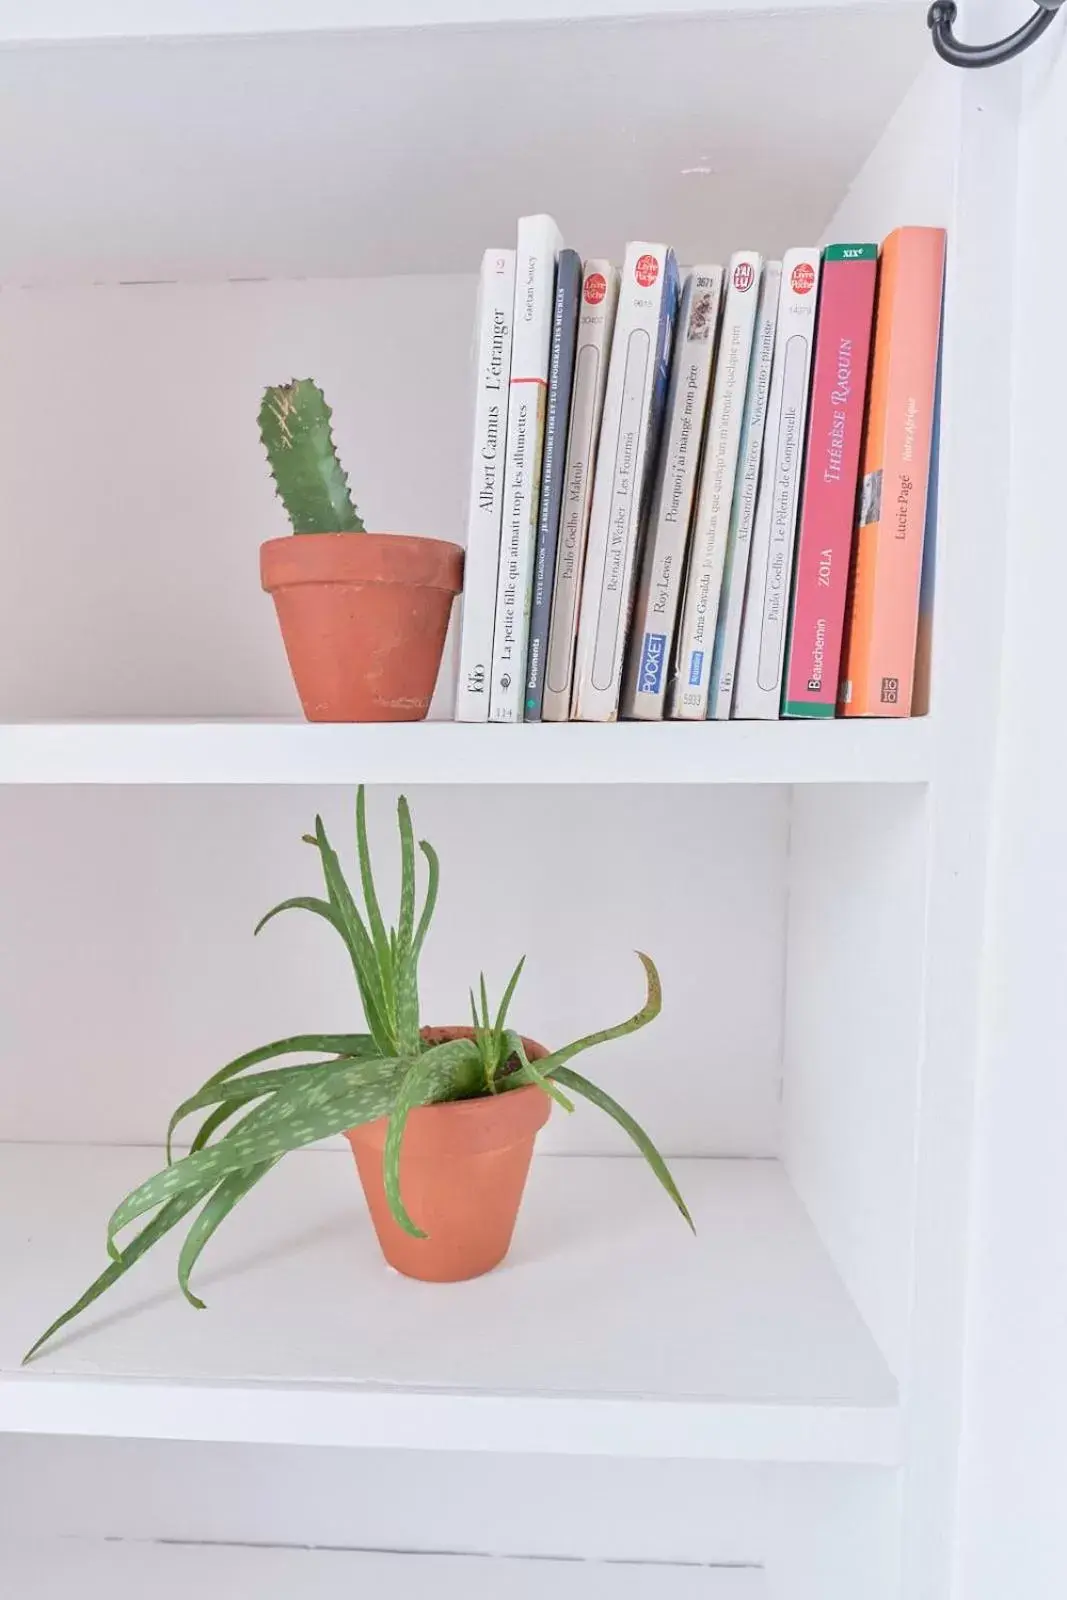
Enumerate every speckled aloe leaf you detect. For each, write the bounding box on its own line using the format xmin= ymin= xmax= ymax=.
xmin=551 ymin=1065 xmax=693 ymax=1231
xmin=312 ymin=814 xmax=395 ymax=1055
xmin=501 ymin=1028 xmax=572 ymax=1114
xmin=108 ymin=1059 xmax=405 ymax=1257
xmin=382 ymin=1037 xmax=484 ymax=1237
xmin=356 ymin=784 xmax=394 ymax=1021
xmin=22 ymin=1180 xmax=215 ymax=1364
xmin=538 ymin=952 xmax=662 ymax=1077
xmin=165 ymin=1030 xmax=376 ymax=1161
xmin=258 ymin=379 xmax=365 ymax=535
xmin=177 ymin=1160 xmax=279 ymax=1310
xmin=166 ymin=1055 xmax=372 ymax=1164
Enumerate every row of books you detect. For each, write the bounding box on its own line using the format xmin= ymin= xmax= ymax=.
xmin=454 ymin=216 xmax=945 ymax=723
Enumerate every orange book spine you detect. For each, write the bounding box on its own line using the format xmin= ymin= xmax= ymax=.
xmin=840 ymin=226 xmax=946 ymax=716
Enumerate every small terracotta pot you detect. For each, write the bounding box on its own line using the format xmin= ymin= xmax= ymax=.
xmin=261 ymin=532 xmax=464 ymax=722
xmin=345 ymin=1028 xmax=552 ymax=1282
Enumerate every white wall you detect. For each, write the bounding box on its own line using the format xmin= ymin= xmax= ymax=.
xmin=955 ymin=25 xmax=1067 ymax=1600
xmin=0 ymin=276 xmax=475 ymax=720
xmin=0 ymin=784 xmax=789 ymax=1156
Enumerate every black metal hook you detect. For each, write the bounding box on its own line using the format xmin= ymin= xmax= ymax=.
xmin=928 ymin=0 xmax=1063 ymax=66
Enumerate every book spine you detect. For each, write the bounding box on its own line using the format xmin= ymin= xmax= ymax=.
xmin=620 ymin=266 xmax=722 ymax=720
xmin=669 ymin=251 xmax=761 ymax=719
xmin=911 ymin=290 xmax=944 ymax=719
xmin=488 ymin=214 xmax=562 ymax=722
xmin=524 ymin=249 xmax=582 ymax=720
xmin=543 ymin=262 xmax=620 ymax=721
xmin=709 ymin=261 xmax=782 ymax=719
xmin=782 ymin=244 xmax=878 ymax=719
xmin=573 ymin=243 xmax=680 ymax=722
xmin=840 ymin=226 xmax=947 ymax=717
xmin=733 ymin=248 xmax=821 ymax=720
xmin=454 ymin=249 xmax=517 ymax=721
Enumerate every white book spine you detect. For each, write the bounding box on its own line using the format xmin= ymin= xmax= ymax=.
xmin=668 ymin=251 xmax=762 ymax=720
xmin=620 ymin=266 xmax=722 ymax=720
xmin=573 ymin=242 xmax=678 ymax=722
xmin=488 ymin=214 xmax=562 ymax=723
xmin=542 ymin=261 xmax=620 ymax=722
xmin=710 ymin=261 xmax=782 ymax=720
xmin=733 ymin=248 xmax=822 ymax=719
xmin=455 ymin=249 xmax=516 ymax=721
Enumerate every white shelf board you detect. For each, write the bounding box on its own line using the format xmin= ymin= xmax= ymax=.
xmin=0 ymin=0 xmax=923 ymax=42
xmin=0 ymin=9 xmax=925 ymax=283
xmin=0 ymin=1540 xmax=766 ymax=1600
xmin=0 ymin=718 xmax=932 ymax=785
xmin=2 ymin=1147 xmax=898 ymax=1464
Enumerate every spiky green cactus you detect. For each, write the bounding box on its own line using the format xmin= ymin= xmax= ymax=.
xmin=258 ymin=379 xmax=365 ymax=534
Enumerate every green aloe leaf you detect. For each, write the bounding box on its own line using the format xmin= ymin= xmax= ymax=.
xmin=313 ymin=816 xmax=394 ymax=1054
xmin=109 ymin=1061 xmax=405 ymax=1255
xmin=355 ymin=784 xmax=395 ymax=1024
xmin=501 ymin=1028 xmax=572 ymax=1113
xmin=396 ymin=796 xmax=416 ymax=958
xmin=412 ymin=839 xmax=439 ymax=963
xmin=165 ymin=1033 xmax=376 ymax=1160
xmin=551 ymin=1064 xmax=693 ymax=1231
xmin=540 ymin=952 xmax=662 ymax=1077
xmin=23 ymin=1180 xmax=215 ymax=1364
xmin=382 ymin=1037 xmax=483 ymax=1237
xmin=167 ymin=1055 xmax=371 ymax=1163
xmin=177 ymin=1161 xmax=278 ymax=1309
xmin=494 ymin=956 xmax=526 ymax=1038
xmin=254 ymin=894 xmax=347 ymax=945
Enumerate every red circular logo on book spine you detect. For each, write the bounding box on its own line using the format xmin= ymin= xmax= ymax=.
xmin=733 ymin=262 xmax=755 ymax=293
xmin=635 ymin=253 xmax=659 ymax=288
xmin=584 ymin=272 xmax=607 ymax=305
xmin=791 ymin=262 xmax=816 ymax=295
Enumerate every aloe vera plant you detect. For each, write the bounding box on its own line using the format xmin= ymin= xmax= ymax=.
xmin=25 ymin=789 xmax=689 ymax=1363
xmin=259 ymin=378 xmax=365 ymax=534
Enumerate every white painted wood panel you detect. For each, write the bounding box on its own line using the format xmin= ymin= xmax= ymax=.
xmin=781 ymin=785 xmax=928 ymax=1381
xmin=0 ymin=0 xmax=930 ymax=42
xmin=0 ymin=784 xmax=787 ymax=1154
xmin=0 ymin=16 xmax=925 ymax=284
xmin=0 ymin=719 xmax=934 ymax=785
xmin=2 ymin=1148 xmax=897 ymax=1463
xmin=0 ymin=1443 xmax=900 ymax=1600
xmin=0 ymin=1539 xmax=766 ymax=1599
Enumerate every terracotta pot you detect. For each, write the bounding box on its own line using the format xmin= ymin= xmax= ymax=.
xmin=261 ymin=532 xmax=464 ymax=722
xmin=345 ymin=1029 xmax=552 ymax=1282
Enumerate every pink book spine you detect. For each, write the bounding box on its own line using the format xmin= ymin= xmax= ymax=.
xmin=783 ymin=245 xmax=878 ymax=718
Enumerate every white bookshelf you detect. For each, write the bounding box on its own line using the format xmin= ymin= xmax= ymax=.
xmin=0 ymin=718 xmax=933 ymax=785
xmin=0 ymin=1539 xmax=767 ymax=1600
xmin=0 ymin=3 xmax=1022 ymax=1598
xmin=2 ymin=1148 xmax=897 ymax=1465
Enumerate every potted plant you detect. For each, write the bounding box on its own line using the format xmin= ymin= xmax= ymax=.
xmin=259 ymin=380 xmax=464 ymax=721
xmin=25 ymin=789 xmax=690 ymax=1362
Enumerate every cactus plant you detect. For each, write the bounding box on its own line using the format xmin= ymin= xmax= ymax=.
xmin=258 ymin=378 xmax=365 ymax=534
xmin=25 ymin=789 xmax=689 ymax=1363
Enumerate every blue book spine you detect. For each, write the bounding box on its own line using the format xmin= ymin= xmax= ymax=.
xmin=525 ymin=249 xmax=582 ymax=719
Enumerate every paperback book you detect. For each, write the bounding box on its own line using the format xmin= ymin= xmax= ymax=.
xmin=455 ymin=248 xmax=516 ymax=721
xmin=489 ymin=213 xmax=562 ymax=722
xmin=840 ymin=225 xmax=946 ymax=717
xmin=734 ymin=248 xmax=821 ymax=719
xmin=573 ymin=242 xmax=680 ymax=721
xmin=669 ymin=251 xmax=762 ymax=719
xmin=709 ymin=261 xmax=782 ymax=719
xmin=782 ymin=243 xmax=878 ymax=718
xmin=620 ymin=265 xmax=722 ymax=720
xmin=525 ymin=248 xmax=583 ymax=720
xmin=542 ymin=261 xmax=620 ymax=721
